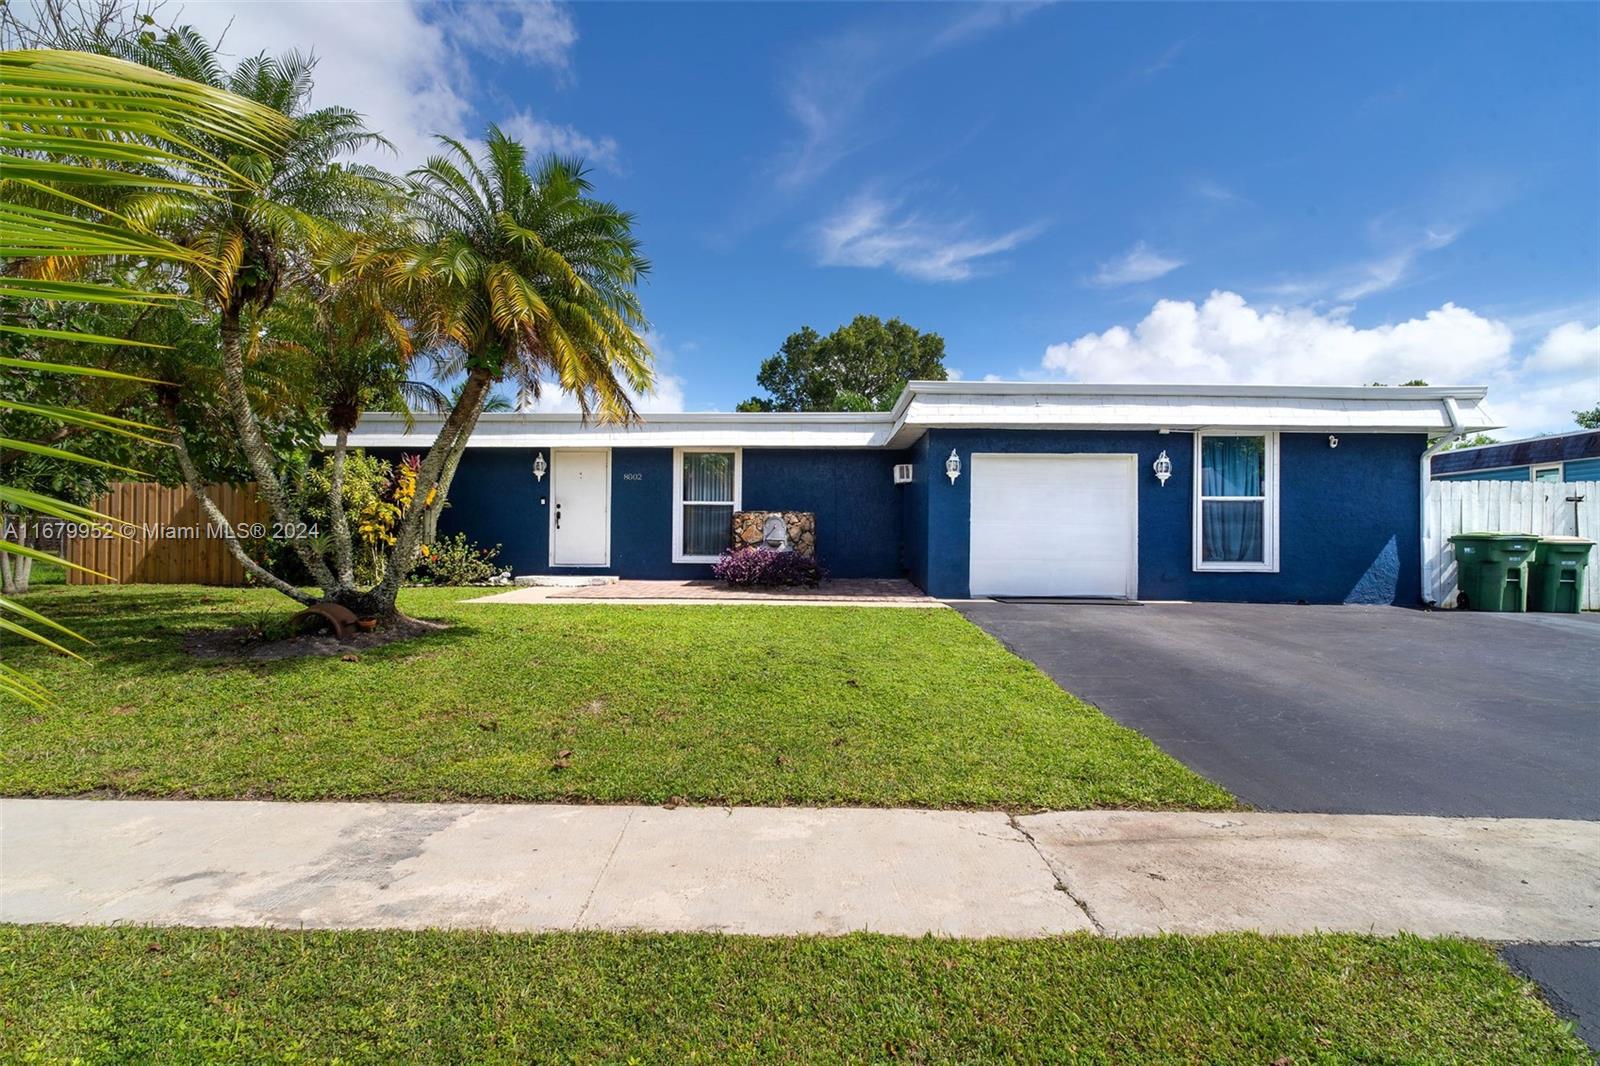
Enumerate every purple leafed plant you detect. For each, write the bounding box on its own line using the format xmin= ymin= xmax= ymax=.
xmin=712 ymin=547 xmax=827 ymax=588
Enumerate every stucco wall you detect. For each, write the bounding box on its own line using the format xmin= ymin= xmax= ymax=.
xmin=385 ymin=446 xmax=908 ymax=579
xmin=742 ymin=449 xmax=906 ymax=578
xmin=915 ymin=429 xmax=1426 ymax=604
xmin=899 ymin=434 xmax=932 ymax=592
xmin=372 ymin=429 xmax=1424 ymax=602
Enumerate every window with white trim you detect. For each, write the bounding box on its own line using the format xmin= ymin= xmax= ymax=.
xmin=1531 ymin=464 xmax=1562 ymax=483
xmin=673 ymin=448 xmax=740 ymax=563
xmin=1193 ymin=432 xmax=1279 ymax=572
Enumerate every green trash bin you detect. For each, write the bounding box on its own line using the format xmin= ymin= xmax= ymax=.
xmin=1530 ymin=536 xmax=1595 ymax=613
xmin=1449 ymin=532 xmax=1537 ymax=612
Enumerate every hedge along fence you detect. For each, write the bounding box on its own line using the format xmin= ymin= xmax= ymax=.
xmin=63 ymin=482 xmax=269 ymax=587
xmin=1423 ymin=479 xmax=1599 ymax=609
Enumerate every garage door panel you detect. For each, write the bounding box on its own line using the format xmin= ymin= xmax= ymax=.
xmin=969 ymin=454 xmax=1136 ymax=598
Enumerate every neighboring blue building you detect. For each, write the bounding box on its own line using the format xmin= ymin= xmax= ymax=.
xmin=345 ymin=382 xmax=1498 ymax=605
xmin=1430 ymin=429 xmax=1600 ymax=483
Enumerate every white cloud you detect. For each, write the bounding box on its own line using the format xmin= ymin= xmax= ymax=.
xmin=1338 ymin=227 xmax=1459 ymax=300
xmin=1040 ymin=292 xmax=1599 ymax=437
xmin=1042 ymin=291 xmax=1510 ymax=386
xmin=773 ymin=5 xmax=1041 ymax=189
xmin=1263 ymin=224 xmax=1462 ymax=302
xmin=1524 ymin=321 xmax=1600 ymax=374
xmin=499 ymin=112 xmax=620 ymax=172
xmin=1188 ymin=178 xmax=1242 ymax=204
xmin=448 ymin=0 xmax=577 ymax=75
xmin=814 ymin=193 xmax=1044 ymax=282
xmin=171 ymin=1 xmax=587 ymax=169
xmin=1091 ymin=242 xmax=1185 ymax=286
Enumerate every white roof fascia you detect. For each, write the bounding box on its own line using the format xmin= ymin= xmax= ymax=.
xmin=334 ymin=383 xmax=1500 ymax=451
xmin=884 ymin=383 xmax=1500 ymax=447
xmin=339 ymin=411 xmax=896 ymax=450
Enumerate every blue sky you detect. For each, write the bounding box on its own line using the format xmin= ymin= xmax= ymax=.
xmin=184 ymin=1 xmax=1598 ymax=435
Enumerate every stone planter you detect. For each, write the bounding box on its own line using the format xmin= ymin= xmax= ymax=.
xmin=731 ymin=511 xmax=816 ymax=556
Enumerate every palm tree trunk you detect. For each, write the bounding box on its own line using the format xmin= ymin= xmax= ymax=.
xmin=218 ymin=311 xmax=340 ymax=594
xmin=345 ymin=366 xmax=492 ymax=621
xmin=1 ymin=512 xmax=34 ymax=595
xmin=327 ymin=429 xmax=356 ymax=585
xmin=421 ymin=446 xmax=465 ymax=545
xmin=162 ymin=401 xmax=317 ymax=605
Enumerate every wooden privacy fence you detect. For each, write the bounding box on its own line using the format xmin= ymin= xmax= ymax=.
xmin=1423 ymin=479 xmax=1599 ymax=610
xmin=65 ymin=482 xmax=269 ymax=587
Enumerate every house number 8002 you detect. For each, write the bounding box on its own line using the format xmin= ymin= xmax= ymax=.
xmin=622 ymin=472 xmax=642 ymax=481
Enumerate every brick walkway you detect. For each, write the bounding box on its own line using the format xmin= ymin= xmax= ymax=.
xmin=551 ymin=578 xmax=929 ymax=601
xmin=469 ymin=579 xmax=938 ymax=606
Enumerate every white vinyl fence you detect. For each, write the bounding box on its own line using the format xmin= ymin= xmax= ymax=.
xmin=1423 ymin=480 xmax=1600 ymax=609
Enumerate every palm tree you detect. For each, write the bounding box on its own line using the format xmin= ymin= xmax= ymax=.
xmin=347 ymin=127 xmax=653 ymax=618
xmin=100 ymin=30 xmax=396 ymax=601
xmin=1 ymin=48 xmax=291 ymax=702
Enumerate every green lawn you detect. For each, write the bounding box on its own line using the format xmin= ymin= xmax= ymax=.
xmin=0 ymin=584 xmax=1231 ymax=810
xmin=0 ymin=926 xmax=1583 ymax=1063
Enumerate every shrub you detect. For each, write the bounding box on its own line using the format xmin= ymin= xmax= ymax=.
xmin=410 ymin=533 xmax=503 ymax=586
xmin=712 ymin=547 xmax=827 ymax=588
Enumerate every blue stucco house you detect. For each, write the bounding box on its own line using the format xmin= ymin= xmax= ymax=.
xmin=1430 ymin=429 xmax=1600 ymax=483
xmin=345 ymin=382 xmax=1499 ymax=605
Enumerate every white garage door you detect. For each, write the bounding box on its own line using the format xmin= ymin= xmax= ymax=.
xmin=969 ymin=453 xmax=1137 ymax=598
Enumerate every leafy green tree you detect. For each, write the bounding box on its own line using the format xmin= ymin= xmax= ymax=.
xmin=1574 ymin=405 xmax=1600 ymax=430
xmin=737 ymin=316 xmax=946 ymax=412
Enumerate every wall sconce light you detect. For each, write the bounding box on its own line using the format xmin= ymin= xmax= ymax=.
xmin=532 ymin=452 xmax=547 ymax=481
xmin=1328 ymin=435 xmax=1339 ymax=449
xmin=944 ymin=449 xmax=962 ymax=485
xmin=1153 ymin=450 xmax=1173 ymax=487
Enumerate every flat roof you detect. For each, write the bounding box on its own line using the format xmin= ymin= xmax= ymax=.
xmin=337 ymin=381 xmax=1501 ymax=450
xmin=1431 ymin=428 xmax=1600 ymax=474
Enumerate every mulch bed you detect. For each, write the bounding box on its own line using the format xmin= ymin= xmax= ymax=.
xmin=184 ymin=616 xmax=449 ymax=662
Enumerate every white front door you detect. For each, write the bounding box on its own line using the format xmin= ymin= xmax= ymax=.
xmin=969 ymin=453 xmax=1138 ymax=598
xmin=550 ymin=449 xmax=610 ymax=566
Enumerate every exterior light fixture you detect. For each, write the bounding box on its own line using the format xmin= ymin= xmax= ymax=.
xmin=1328 ymin=435 xmax=1339 ymax=449
xmin=944 ymin=449 xmax=962 ymax=485
xmin=532 ymin=452 xmax=548 ymax=481
xmin=1153 ymin=450 xmax=1173 ymax=487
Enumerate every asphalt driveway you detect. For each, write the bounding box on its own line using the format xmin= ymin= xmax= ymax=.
xmin=958 ymin=600 xmax=1600 ymax=1053
xmin=956 ymin=601 xmax=1599 ymax=820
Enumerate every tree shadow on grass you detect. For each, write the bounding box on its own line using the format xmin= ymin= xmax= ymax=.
xmin=12 ymin=586 xmax=480 ymax=678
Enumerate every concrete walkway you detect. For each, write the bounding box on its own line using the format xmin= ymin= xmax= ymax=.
xmin=3 ymin=799 xmax=1596 ymax=940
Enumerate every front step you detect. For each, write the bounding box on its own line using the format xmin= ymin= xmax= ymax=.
xmin=512 ymin=574 xmax=620 ymax=588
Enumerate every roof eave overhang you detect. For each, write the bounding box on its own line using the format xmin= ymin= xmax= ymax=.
xmin=332 ymin=382 xmax=1501 ymax=451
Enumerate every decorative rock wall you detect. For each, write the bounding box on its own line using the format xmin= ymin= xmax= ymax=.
xmin=731 ymin=511 xmax=816 ymax=556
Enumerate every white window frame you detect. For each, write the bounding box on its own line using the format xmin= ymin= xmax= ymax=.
xmin=1530 ymin=463 xmax=1563 ymax=482
xmin=672 ymin=447 xmax=742 ymax=563
xmin=1192 ymin=430 xmax=1280 ymax=573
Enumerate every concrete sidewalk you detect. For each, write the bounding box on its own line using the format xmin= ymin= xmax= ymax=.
xmin=2 ymin=799 xmax=1595 ymax=940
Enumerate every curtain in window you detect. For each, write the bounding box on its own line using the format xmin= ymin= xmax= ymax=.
xmin=683 ymin=452 xmax=733 ymax=501
xmin=682 ymin=452 xmax=735 ymax=556
xmin=1202 ymin=501 xmax=1264 ymax=562
xmin=1200 ymin=436 xmax=1264 ymax=496
xmin=683 ymin=505 xmax=733 ymax=556
xmin=1201 ymin=436 xmax=1266 ymax=563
